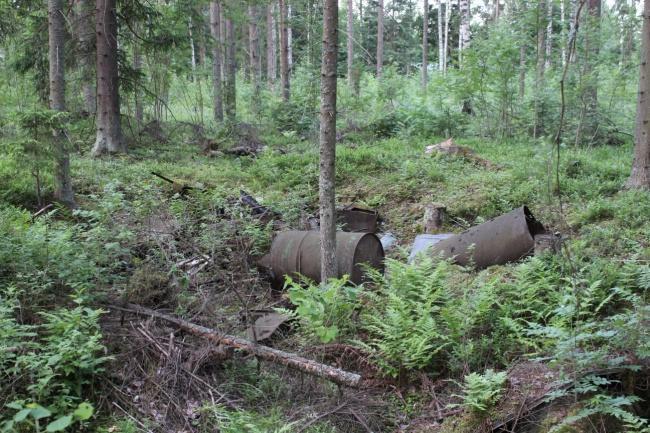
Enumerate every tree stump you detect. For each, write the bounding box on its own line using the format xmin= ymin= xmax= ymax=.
xmin=534 ymin=233 xmax=563 ymax=255
xmin=423 ymin=203 xmax=446 ymax=233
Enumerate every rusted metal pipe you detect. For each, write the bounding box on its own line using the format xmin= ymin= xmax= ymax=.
xmin=266 ymin=231 xmax=384 ymax=284
xmin=428 ymin=206 xmax=546 ymax=269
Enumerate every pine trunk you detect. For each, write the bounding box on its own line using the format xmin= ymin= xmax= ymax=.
xmin=319 ymin=0 xmax=338 ymax=282
xmin=288 ymin=5 xmax=293 ymax=70
xmin=210 ymin=1 xmax=223 ymax=122
xmin=48 ymin=0 xmax=75 ymax=206
xmin=347 ymin=0 xmax=354 ymax=87
xmin=224 ymin=16 xmax=236 ymax=120
xmin=75 ymin=0 xmax=95 ymax=115
xmin=377 ymin=0 xmax=384 ymax=77
xmin=422 ymin=0 xmax=428 ymax=89
xmin=279 ymin=0 xmax=290 ymax=101
xmin=267 ymin=3 xmax=277 ymax=85
xmin=626 ymin=0 xmax=650 ymax=189
xmin=92 ymin=0 xmax=125 ymax=156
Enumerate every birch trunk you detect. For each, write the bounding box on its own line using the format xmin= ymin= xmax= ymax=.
xmin=443 ymin=0 xmax=450 ymax=73
xmin=210 ymin=1 xmax=223 ymax=122
xmin=438 ymin=0 xmax=444 ymax=71
xmin=48 ymin=0 xmax=75 ymax=206
xmin=279 ymin=0 xmax=290 ymax=101
xmin=319 ymin=0 xmax=338 ymax=281
xmin=189 ymin=16 xmax=197 ymax=81
xmin=545 ymin=0 xmax=553 ymax=70
xmin=377 ymin=0 xmax=384 ymax=78
xmin=288 ymin=4 xmax=293 ymax=70
xmin=626 ymin=0 xmax=650 ymax=189
xmin=347 ymin=0 xmax=354 ymax=87
xmin=459 ymin=0 xmax=470 ymax=66
xmin=92 ymin=0 xmax=125 ymax=156
xmin=422 ymin=0 xmax=429 ymax=89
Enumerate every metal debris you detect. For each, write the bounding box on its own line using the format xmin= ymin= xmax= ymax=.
xmin=337 ymin=206 xmax=379 ymax=232
xmin=428 ymin=206 xmax=546 ymax=269
xmin=263 ymin=231 xmax=385 ymax=285
xmin=380 ymin=232 xmax=397 ymax=251
xmin=245 ymin=310 xmax=290 ymax=341
xmin=408 ymin=234 xmax=455 ymax=263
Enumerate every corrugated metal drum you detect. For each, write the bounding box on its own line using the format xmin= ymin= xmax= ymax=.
xmin=268 ymin=231 xmax=384 ymax=284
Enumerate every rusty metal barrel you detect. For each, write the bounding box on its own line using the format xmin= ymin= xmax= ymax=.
xmin=268 ymin=231 xmax=384 ymax=284
xmin=428 ymin=206 xmax=546 ymax=269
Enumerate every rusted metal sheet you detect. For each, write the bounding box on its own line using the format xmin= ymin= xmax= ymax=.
xmin=429 ymin=206 xmax=546 ymax=269
xmin=337 ymin=206 xmax=379 ymax=232
xmin=266 ymin=231 xmax=384 ymax=285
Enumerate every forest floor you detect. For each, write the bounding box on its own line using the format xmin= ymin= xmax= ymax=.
xmin=1 ymin=121 xmax=649 ymax=433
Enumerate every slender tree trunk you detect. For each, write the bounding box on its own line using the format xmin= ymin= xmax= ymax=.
xmin=422 ymin=0 xmax=429 ymax=89
xmin=438 ymin=0 xmax=444 ymax=71
xmin=92 ymin=0 xmax=125 ymax=156
xmin=48 ymin=0 xmax=75 ymax=206
xmin=189 ymin=16 xmax=197 ymax=82
xmin=267 ymin=3 xmax=277 ymax=85
xmin=519 ymin=43 xmax=526 ymax=100
xmin=347 ymin=0 xmax=354 ymax=87
xmin=444 ymin=0 xmax=450 ymax=73
xmin=545 ymin=0 xmax=553 ymax=70
xmin=279 ymin=0 xmax=290 ymax=101
xmin=376 ymin=0 xmax=384 ymax=77
xmin=75 ymin=0 xmax=95 ymax=115
xmin=319 ymin=0 xmax=338 ymax=282
xmin=224 ymin=16 xmax=236 ymax=120
xmin=459 ymin=0 xmax=470 ymax=66
xmin=626 ymin=0 xmax=650 ymax=189
xmin=133 ymin=30 xmax=143 ymax=127
xmin=561 ymin=0 xmax=566 ymax=66
xmin=288 ymin=4 xmax=293 ymax=70
xmin=210 ymin=1 xmax=223 ymax=122
xmin=249 ymin=4 xmax=261 ymax=115
xmin=583 ymin=0 xmax=601 ymax=143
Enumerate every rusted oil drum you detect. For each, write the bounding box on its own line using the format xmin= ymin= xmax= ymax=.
xmin=428 ymin=206 xmax=546 ymax=269
xmin=268 ymin=231 xmax=384 ymax=284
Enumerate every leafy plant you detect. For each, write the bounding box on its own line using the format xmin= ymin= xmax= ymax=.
xmin=452 ymin=369 xmax=508 ymax=414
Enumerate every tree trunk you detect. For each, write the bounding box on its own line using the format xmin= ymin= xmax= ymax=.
xmin=376 ymin=0 xmax=384 ymax=78
xmin=583 ymin=0 xmax=601 ymax=143
xmin=210 ymin=1 xmax=223 ymax=122
xmin=224 ymin=16 xmax=236 ymax=121
xmin=347 ymin=0 xmax=354 ymax=87
xmin=422 ymin=0 xmax=429 ymax=90
xmin=189 ymin=16 xmax=197 ymax=82
xmin=459 ymin=0 xmax=470 ymax=66
xmin=319 ymin=0 xmax=338 ymax=282
xmin=443 ymin=0 xmax=450 ymax=73
xmin=249 ymin=4 xmax=261 ymax=115
xmin=519 ymin=43 xmax=526 ymax=100
xmin=438 ymin=0 xmax=444 ymax=71
xmin=267 ymin=3 xmax=277 ymax=85
xmin=133 ymin=33 xmax=143 ymax=127
xmin=279 ymin=0 xmax=290 ymax=101
xmin=92 ymin=0 xmax=125 ymax=156
xmin=545 ymin=0 xmax=553 ymax=70
xmin=626 ymin=0 xmax=650 ymax=189
xmin=288 ymin=4 xmax=293 ymax=71
xmin=75 ymin=0 xmax=95 ymax=115
xmin=48 ymin=0 xmax=75 ymax=207
xmin=561 ymin=0 xmax=566 ymax=66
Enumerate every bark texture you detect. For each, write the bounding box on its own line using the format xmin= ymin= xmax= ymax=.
xmin=319 ymin=0 xmax=339 ymax=282
xmin=376 ymin=0 xmax=384 ymax=77
xmin=210 ymin=1 xmax=223 ymax=122
xmin=224 ymin=16 xmax=236 ymax=120
xmin=279 ymin=0 xmax=290 ymax=101
xmin=133 ymin=25 xmax=143 ymax=127
xmin=48 ymin=0 xmax=75 ymax=206
xmin=75 ymin=0 xmax=95 ymax=114
xmin=459 ymin=0 xmax=470 ymax=65
xmin=422 ymin=0 xmax=429 ymax=89
xmin=438 ymin=0 xmax=444 ymax=71
xmin=626 ymin=0 xmax=650 ymax=189
xmin=267 ymin=3 xmax=277 ymax=84
xmin=119 ymin=303 xmax=362 ymax=388
xmin=92 ymin=0 xmax=125 ymax=156
xmin=347 ymin=0 xmax=354 ymax=87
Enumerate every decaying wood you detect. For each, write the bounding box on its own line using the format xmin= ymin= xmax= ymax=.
xmin=113 ymin=303 xmax=363 ymax=388
xmin=423 ymin=203 xmax=446 ymax=233
xmin=425 ymin=138 xmax=501 ymax=169
xmin=151 ymin=171 xmax=194 ymax=195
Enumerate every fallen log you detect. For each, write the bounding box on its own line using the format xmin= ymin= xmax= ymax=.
xmin=112 ymin=303 xmax=362 ymax=388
